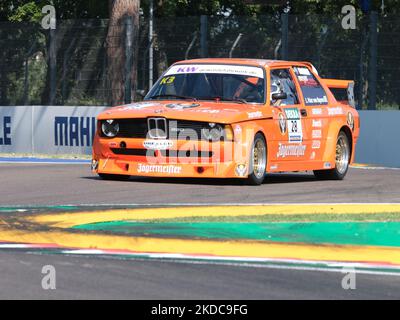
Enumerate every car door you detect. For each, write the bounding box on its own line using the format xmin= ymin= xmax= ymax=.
xmin=292 ymin=65 xmax=329 ymax=164
xmin=269 ymin=68 xmax=310 ymax=167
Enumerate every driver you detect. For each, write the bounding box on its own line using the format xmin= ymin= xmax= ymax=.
xmin=270 ymin=79 xmax=284 ymax=106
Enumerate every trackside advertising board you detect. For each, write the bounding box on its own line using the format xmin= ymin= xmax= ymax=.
xmin=0 ymin=106 xmax=399 ymax=168
xmin=0 ymin=106 xmax=108 ymax=155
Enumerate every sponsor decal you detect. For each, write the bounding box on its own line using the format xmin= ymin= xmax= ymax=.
xmin=235 ymin=164 xmax=247 ymax=177
xmin=191 ymin=109 xmax=220 ymax=114
xmin=247 ymin=111 xmax=263 ymax=119
xmin=278 ymin=113 xmax=287 ymax=135
xmin=310 ymin=151 xmax=316 ymax=160
xmin=284 ymin=108 xmax=303 ymax=143
xmin=305 ymin=96 xmax=328 ymax=105
xmin=166 ymin=103 xmax=200 ymax=110
xmin=295 ymin=67 xmax=311 ymax=76
xmin=159 ymin=76 xmax=175 ymax=85
xmin=324 ymin=162 xmax=332 ymax=169
xmin=312 ymin=129 xmax=322 ymax=139
xmin=165 ymin=64 xmax=265 ymax=79
xmin=0 ymin=116 xmax=12 ymax=145
xmin=137 ymin=163 xmax=182 ymax=174
xmin=54 ymin=116 xmax=96 ymax=147
xmin=234 ymin=125 xmax=242 ymax=135
xmin=298 ymin=78 xmax=318 ymax=87
xmin=328 ymin=107 xmax=343 ymax=116
xmin=91 ymin=159 xmax=98 ymax=171
xmin=297 ymin=75 xmax=308 ymax=82
xmin=120 ymin=102 xmax=161 ymax=110
xmin=312 ymin=108 xmax=322 ymax=115
xmin=277 ymin=143 xmax=306 ymax=158
xmin=347 ymin=112 xmax=355 ymax=131
xmin=143 ymin=140 xmax=173 ymax=150
xmin=312 ymin=119 xmax=322 ymax=128
xmin=270 ymin=164 xmax=278 ymax=170
xmin=312 ymin=140 xmax=321 ymax=149
xmin=109 ymin=142 xmax=118 ymax=147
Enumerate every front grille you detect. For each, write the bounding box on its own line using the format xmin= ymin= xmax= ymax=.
xmin=115 ymin=119 xmax=147 ymax=138
xmin=100 ymin=118 xmax=214 ymax=141
xmin=111 ymin=148 xmax=213 ymax=158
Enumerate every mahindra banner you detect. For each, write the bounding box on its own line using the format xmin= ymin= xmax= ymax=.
xmin=0 ymin=106 xmax=108 ymax=154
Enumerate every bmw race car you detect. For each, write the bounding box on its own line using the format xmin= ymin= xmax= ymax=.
xmin=92 ymin=58 xmax=359 ymax=185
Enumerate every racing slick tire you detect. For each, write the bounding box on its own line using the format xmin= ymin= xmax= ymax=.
xmin=98 ymin=173 xmax=130 ymax=181
xmin=313 ymin=131 xmax=350 ymax=180
xmin=246 ymin=133 xmax=267 ymax=185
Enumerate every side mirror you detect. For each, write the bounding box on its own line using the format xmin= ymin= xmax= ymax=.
xmin=271 ymin=92 xmax=287 ymax=100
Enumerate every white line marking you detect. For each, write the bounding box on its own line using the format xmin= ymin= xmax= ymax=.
xmin=60 ymin=249 xmax=400 ymax=277
xmin=351 ymin=165 xmax=400 ymax=171
xmin=11 ymin=202 xmax=400 ymax=207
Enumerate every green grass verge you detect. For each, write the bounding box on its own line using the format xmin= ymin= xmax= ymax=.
xmin=142 ymin=212 xmax=400 ymax=224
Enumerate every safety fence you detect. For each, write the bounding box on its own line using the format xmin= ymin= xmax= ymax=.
xmin=0 ymin=13 xmax=399 ymax=109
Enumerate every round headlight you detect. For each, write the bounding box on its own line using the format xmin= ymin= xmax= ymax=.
xmin=102 ymin=120 xmax=119 ymax=137
xmin=202 ymin=123 xmax=223 ymax=141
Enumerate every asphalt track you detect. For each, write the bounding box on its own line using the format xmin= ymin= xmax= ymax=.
xmin=0 ymin=251 xmax=399 ymax=299
xmin=0 ymin=163 xmax=400 ymax=205
xmin=0 ymin=162 xmax=400 ymax=299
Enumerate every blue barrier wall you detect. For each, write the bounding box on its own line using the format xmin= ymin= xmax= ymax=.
xmin=356 ymin=111 xmax=400 ymax=167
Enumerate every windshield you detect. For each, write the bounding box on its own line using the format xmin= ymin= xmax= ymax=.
xmin=145 ymin=64 xmax=265 ymax=103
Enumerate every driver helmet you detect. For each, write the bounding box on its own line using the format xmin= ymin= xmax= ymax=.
xmin=270 ymin=79 xmax=281 ymax=100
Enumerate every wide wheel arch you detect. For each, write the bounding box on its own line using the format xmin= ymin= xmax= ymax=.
xmin=339 ymin=125 xmax=354 ymax=163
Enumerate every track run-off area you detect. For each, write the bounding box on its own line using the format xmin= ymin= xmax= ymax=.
xmin=0 ymin=161 xmax=400 ymax=299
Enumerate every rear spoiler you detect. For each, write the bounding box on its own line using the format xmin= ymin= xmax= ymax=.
xmin=322 ymin=79 xmax=355 ymax=108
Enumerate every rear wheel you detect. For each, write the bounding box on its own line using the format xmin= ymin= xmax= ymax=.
xmin=246 ymin=133 xmax=267 ymax=185
xmin=98 ymin=173 xmax=130 ymax=181
xmin=314 ymin=131 xmax=350 ymax=180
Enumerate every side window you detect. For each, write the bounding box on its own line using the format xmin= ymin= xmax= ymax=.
xmin=270 ymin=69 xmax=299 ymax=106
xmin=293 ymin=66 xmax=328 ymax=105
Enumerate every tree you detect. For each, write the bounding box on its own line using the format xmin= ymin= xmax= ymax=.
xmin=106 ymin=0 xmax=140 ymax=106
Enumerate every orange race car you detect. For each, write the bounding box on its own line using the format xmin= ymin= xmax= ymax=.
xmin=92 ymin=58 xmax=359 ymax=185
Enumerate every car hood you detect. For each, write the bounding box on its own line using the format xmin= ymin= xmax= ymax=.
xmin=97 ymin=100 xmax=269 ymax=124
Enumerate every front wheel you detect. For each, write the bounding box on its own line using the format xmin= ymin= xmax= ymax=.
xmin=98 ymin=173 xmax=130 ymax=181
xmin=246 ymin=133 xmax=267 ymax=185
xmin=314 ymin=131 xmax=350 ymax=180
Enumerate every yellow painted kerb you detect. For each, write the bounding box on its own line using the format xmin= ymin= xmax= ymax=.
xmin=0 ymin=228 xmax=400 ymax=265
xmin=32 ymin=204 xmax=400 ymax=228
